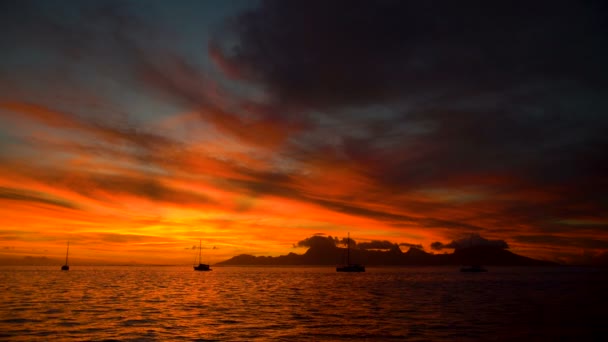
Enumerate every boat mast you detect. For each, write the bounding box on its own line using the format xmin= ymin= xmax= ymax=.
xmin=65 ymin=241 xmax=69 ymax=265
xmin=198 ymin=239 xmax=202 ymax=265
xmin=347 ymin=232 xmax=350 ymax=265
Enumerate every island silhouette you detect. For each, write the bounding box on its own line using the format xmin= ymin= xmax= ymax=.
xmin=215 ymin=235 xmax=557 ymax=267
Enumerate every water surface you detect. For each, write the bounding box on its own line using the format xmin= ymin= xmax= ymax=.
xmin=1 ymin=266 xmax=606 ymax=341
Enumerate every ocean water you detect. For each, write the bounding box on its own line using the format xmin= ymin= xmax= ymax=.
xmin=1 ymin=266 xmax=606 ymax=341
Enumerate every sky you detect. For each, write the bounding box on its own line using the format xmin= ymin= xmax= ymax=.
xmin=0 ymin=0 xmax=607 ymax=265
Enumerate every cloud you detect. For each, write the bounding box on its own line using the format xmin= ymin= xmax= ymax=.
xmin=513 ymin=235 xmax=608 ymax=250
xmin=1 ymin=0 xmax=607 ymax=263
xmin=431 ymin=234 xmax=509 ymax=251
xmin=212 ymin=0 xmax=607 ymax=109
xmin=87 ymin=233 xmax=169 ymax=244
xmin=357 ymin=240 xmax=395 ymax=250
xmin=61 ymin=173 xmax=215 ymax=207
xmin=0 ymin=186 xmax=78 ymax=210
xmin=359 ymin=239 xmax=424 ymax=251
xmin=0 ymin=158 xmax=215 ymax=209
xmin=0 ymin=2 xmax=283 ymax=154
xmin=295 ymin=235 xmax=337 ymax=249
xmin=295 ymin=235 xmax=424 ymax=251
xmin=399 ymin=242 xmax=424 ymax=250
xmin=207 ymin=0 xmax=608 ymax=247
xmin=0 ymin=101 xmax=178 ymax=154
xmin=211 ymin=0 xmax=608 ymax=185
xmin=430 ymin=241 xmax=449 ymax=251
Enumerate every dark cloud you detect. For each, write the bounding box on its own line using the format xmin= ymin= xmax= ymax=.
xmin=513 ymin=235 xmax=608 ymax=250
xmin=358 ymin=240 xmax=396 ymax=250
xmin=430 ymin=241 xmax=448 ymax=251
xmin=69 ymin=173 xmax=215 ymax=206
xmin=340 ymin=237 xmax=421 ymax=250
xmin=0 ymin=0 xmax=308 ymax=150
xmin=296 ymin=235 xmax=423 ymax=251
xmin=209 ymin=0 xmax=608 ymax=244
xmin=431 ymin=234 xmax=509 ymax=251
xmin=0 ymin=186 xmax=78 ymax=209
xmin=1 ymin=0 xmax=607 ymax=260
xmin=212 ymin=0 xmax=607 ymax=109
xmin=359 ymin=240 xmax=424 ymax=251
xmin=295 ymin=235 xmax=337 ymax=249
xmin=0 ymin=102 xmax=180 ymax=156
xmin=399 ymin=242 xmax=424 ymax=250
xmin=2 ymin=162 xmax=215 ymax=208
xmin=212 ymin=0 xmax=608 ymax=179
xmin=219 ymin=169 xmax=488 ymax=231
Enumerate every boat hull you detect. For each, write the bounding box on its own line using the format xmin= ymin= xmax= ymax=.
xmin=460 ymin=266 xmax=487 ymax=272
xmin=336 ymin=264 xmax=365 ymax=272
xmin=61 ymin=265 xmax=69 ymax=271
xmin=194 ymin=264 xmax=212 ymax=271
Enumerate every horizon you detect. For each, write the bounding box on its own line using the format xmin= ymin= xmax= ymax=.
xmin=0 ymin=233 xmax=592 ymax=266
xmin=1 ymin=1 xmax=607 ymax=267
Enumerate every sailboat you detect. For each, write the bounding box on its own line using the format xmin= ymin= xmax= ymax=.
xmin=193 ymin=239 xmax=212 ymax=271
xmin=336 ymin=233 xmax=365 ymax=272
xmin=460 ymin=265 xmax=487 ymax=272
xmin=61 ymin=241 xmax=69 ymax=271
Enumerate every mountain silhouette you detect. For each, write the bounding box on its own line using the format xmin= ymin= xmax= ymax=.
xmin=215 ymin=243 xmax=557 ymax=266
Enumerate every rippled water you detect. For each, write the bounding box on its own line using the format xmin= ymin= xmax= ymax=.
xmin=1 ymin=266 xmax=606 ymax=341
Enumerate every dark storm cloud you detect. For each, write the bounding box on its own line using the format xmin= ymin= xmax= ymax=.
xmin=513 ymin=235 xmax=608 ymax=250
xmin=2 ymin=0 xmax=607 ymax=260
xmin=431 ymin=234 xmax=509 ymax=251
xmin=213 ymin=0 xmax=608 ymax=172
xmin=210 ymin=0 xmax=608 ymax=240
xmin=0 ymin=0 xmax=154 ymax=78
xmin=212 ymin=0 xmax=607 ymax=109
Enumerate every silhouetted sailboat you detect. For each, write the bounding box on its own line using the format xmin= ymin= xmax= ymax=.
xmin=61 ymin=241 xmax=69 ymax=271
xmin=194 ymin=239 xmax=211 ymax=271
xmin=336 ymin=233 xmax=365 ymax=272
xmin=460 ymin=265 xmax=487 ymax=272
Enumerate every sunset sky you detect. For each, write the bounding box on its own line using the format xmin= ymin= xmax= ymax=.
xmin=1 ymin=0 xmax=606 ymax=265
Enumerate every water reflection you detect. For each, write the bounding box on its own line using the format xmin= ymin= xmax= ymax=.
xmin=0 ymin=266 xmax=606 ymax=341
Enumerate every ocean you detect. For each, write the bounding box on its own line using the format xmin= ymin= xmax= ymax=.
xmin=1 ymin=266 xmax=606 ymax=341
